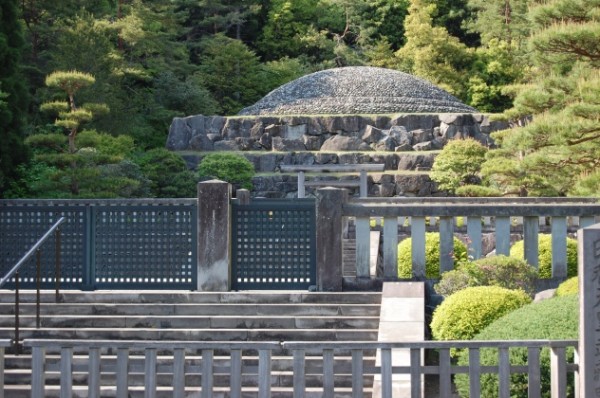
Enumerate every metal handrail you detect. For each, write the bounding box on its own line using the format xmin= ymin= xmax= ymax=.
xmin=0 ymin=217 xmax=65 ymax=288
xmin=0 ymin=217 xmax=65 ymax=353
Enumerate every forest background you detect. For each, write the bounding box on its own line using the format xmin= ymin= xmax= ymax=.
xmin=0 ymin=0 xmax=598 ymax=198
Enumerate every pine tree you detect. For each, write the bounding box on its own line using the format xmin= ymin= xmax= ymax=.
xmin=482 ymin=0 xmax=600 ymax=196
xmin=0 ymin=0 xmax=30 ymax=197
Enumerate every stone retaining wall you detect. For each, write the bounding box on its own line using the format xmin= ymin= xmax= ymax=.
xmin=167 ymin=113 xmax=508 ymax=154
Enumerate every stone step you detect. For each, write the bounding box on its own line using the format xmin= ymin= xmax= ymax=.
xmin=4 ymin=385 xmax=373 ymax=398
xmin=0 ymin=315 xmax=380 ymax=329
xmin=0 ymin=291 xmax=382 ymax=305
xmin=0 ymin=328 xmax=379 ymax=342
xmin=0 ymin=302 xmax=381 ymax=316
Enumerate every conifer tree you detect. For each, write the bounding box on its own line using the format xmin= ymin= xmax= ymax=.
xmin=0 ymin=0 xmax=29 ymax=197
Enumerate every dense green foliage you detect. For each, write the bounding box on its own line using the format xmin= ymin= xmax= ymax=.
xmin=556 ymin=276 xmax=579 ymax=297
xmin=431 ymin=286 xmax=531 ymax=342
xmin=510 ymin=234 xmax=578 ymax=279
xmin=435 ymin=255 xmax=537 ymax=296
xmin=430 ymin=138 xmax=488 ymax=193
xmin=455 ymin=295 xmax=578 ymax=397
xmin=1 ymin=0 xmax=598 ymax=199
xmin=197 ymin=152 xmax=255 ymax=190
xmin=397 ymin=232 xmax=467 ymax=278
xmin=0 ymin=0 xmax=30 ymax=197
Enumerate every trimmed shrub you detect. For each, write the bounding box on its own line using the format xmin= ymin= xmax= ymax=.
xmin=455 ymin=184 xmax=502 ymax=197
xmin=197 ymin=152 xmax=255 ymax=190
xmin=455 ymin=295 xmax=578 ymax=398
xmin=434 ymin=255 xmax=537 ymax=296
xmin=556 ymin=276 xmax=578 ymax=296
xmin=397 ymin=232 xmax=467 ymax=278
xmin=431 ymin=286 xmax=531 ymax=342
xmin=510 ymin=234 xmax=578 ymax=278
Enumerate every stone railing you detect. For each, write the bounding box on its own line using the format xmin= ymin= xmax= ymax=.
xmin=315 ymin=190 xmax=600 ymax=289
xmin=0 ymin=339 xmax=10 ymax=396
xmin=24 ymin=338 xmax=578 ymax=398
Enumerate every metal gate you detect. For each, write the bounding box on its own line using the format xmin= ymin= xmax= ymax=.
xmin=231 ymin=199 xmax=316 ymax=290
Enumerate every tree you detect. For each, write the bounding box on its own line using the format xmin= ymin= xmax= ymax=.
xmin=134 ymin=148 xmax=197 ymax=198
xmin=481 ymin=0 xmax=600 ymax=196
xmin=430 ymin=138 xmax=488 ymax=194
xmin=0 ymin=0 xmax=30 ymax=197
xmin=198 ymin=34 xmax=267 ymax=114
xmin=465 ymin=0 xmax=530 ymax=46
xmin=395 ymin=0 xmax=474 ymax=100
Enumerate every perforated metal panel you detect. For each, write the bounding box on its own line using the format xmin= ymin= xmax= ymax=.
xmin=0 ymin=206 xmax=86 ymax=288
xmin=0 ymin=200 xmax=196 ymax=290
xmin=231 ymin=199 xmax=316 ymax=290
xmin=93 ymin=206 xmax=196 ymax=289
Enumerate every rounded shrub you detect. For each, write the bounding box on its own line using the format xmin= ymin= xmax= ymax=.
xmin=455 ymin=295 xmax=578 ymax=398
xmin=555 ymin=276 xmax=578 ymax=296
xmin=510 ymin=234 xmax=578 ymax=278
xmin=397 ymin=232 xmax=467 ymax=278
xmin=455 ymin=184 xmax=502 ymax=197
xmin=197 ymin=152 xmax=255 ymax=190
xmin=434 ymin=255 xmax=537 ymax=296
xmin=431 ymin=286 xmax=531 ymax=342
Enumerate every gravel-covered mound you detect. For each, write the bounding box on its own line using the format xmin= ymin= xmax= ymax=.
xmin=238 ymin=66 xmax=477 ymax=115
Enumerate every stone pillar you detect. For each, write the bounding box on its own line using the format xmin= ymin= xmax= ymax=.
xmin=236 ymin=189 xmax=251 ymax=205
xmin=316 ymin=188 xmax=347 ymax=291
xmin=197 ymin=180 xmax=231 ymax=291
xmin=579 ymin=223 xmax=600 ymax=397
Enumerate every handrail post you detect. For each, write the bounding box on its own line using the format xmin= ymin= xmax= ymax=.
xmin=14 ymin=271 xmax=19 ymax=355
xmin=55 ymin=226 xmax=61 ymax=303
xmin=36 ymin=249 xmax=41 ymax=329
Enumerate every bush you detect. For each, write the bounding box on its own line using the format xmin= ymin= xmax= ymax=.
xmin=135 ymin=148 xmax=197 ymax=198
xmin=555 ymin=276 xmax=578 ymax=296
xmin=431 ymin=286 xmax=531 ymax=342
xmin=455 ymin=184 xmax=502 ymax=197
xmin=434 ymin=255 xmax=537 ymax=296
xmin=397 ymin=232 xmax=467 ymax=278
xmin=430 ymin=138 xmax=488 ymax=194
xmin=197 ymin=152 xmax=255 ymax=190
xmin=455 ymin=295 xmax=578 ymax=398
xmin=510 ymin=234 xmax=578 ymax=278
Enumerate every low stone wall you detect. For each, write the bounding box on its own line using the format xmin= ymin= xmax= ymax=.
xmin=167 ymin=113 xmax=509 ymax=154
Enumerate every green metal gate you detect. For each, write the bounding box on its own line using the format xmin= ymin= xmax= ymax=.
xmin=231 ymin=199 xmax=316 ymax=290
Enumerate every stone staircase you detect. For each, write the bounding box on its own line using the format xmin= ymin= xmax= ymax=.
xmin=0 ymin=290 xmax=381 ymax=397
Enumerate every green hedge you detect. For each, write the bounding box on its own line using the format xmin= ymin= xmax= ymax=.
xmin=397 ymin=232 xmax=467 ymax=278
xmin=431 ymin=286 xmax=531 ymax=343
xmin=455 ymin=295 xmax=578 ymax=398
xmin=555 ymin=276 xmax=578 ymax=296
xmin=434 ymin=255 xmax=537 ymax=296
xmin=510 ymin=234 xmax=577 ymax=278
xmin=197 ymin=152 xmax=255 ymax=190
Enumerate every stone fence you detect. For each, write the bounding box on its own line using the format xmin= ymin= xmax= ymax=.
xmin=197 ymin=181 xmax=600 ymax=291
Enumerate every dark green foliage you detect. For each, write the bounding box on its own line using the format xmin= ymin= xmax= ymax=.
xmin=455 ymin=184 xmax=502 ymax=197
xmin=555 ymin=276 xmax=578 ymax=297
xmin=510 ymin=234 xmax=578 ymax=278
xmin=455 ymin=295 xmax=578 ymax=397
xmin=430 ymin=138 xmax=488 ymax=194
xmin=397 ymin=232 xmax=467 ymax=278
xmin=134 ymin=148 xmax=197 ymax=198
xmin=435 ymin=255 xmax=537 ymax=296
xmin=0 ymin=0 xmax=30 ymax=197
xmin=431 ymin=286 xmax=531 ymax=342
xmin=197 ymin=152 xmax=255 ymax=190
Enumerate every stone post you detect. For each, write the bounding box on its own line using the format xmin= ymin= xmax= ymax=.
xmin=197 ymin=180 xmax=231 ymax=291
xmin=579 ymin=223 xmax=600 ymax=397
xmin=236 ymin=189 xmax=251 ymax=205
xmin=316 ymin=188 xmax=347 ymax=291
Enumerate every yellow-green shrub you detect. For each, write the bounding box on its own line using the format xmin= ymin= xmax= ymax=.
xmin=556 ymin=276 xmax=578 ymax=296
xmin=431 ymin=286 xmax=531 ymax=342
xmin=510 ymin=234 xmax=578 ymax=278
xmin=397 ymin=232 xmax=467 ymax=278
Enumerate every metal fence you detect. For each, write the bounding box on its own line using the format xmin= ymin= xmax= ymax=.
xmin=0 ymin=200 xmax=197 ymax=290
